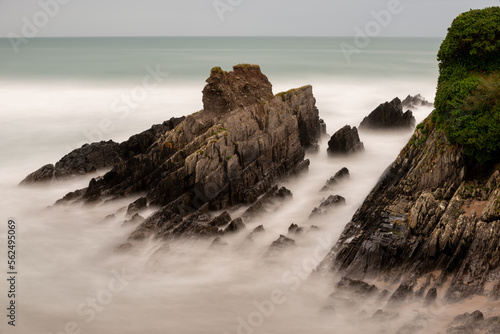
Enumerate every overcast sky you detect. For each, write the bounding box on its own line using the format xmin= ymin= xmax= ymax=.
xmin=1 ymin=0 xmax=498 ymax=38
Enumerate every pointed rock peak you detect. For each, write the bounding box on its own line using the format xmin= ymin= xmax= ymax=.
xmin=202 ymin=64 xmax=274 ymax=114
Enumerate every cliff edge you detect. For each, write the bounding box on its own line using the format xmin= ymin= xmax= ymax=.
xmin=318 ymin=7 xmax=500 ymax=304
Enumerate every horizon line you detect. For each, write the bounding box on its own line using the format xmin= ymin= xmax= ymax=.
xmin=0 ymin=35 xmax=445 ymax=39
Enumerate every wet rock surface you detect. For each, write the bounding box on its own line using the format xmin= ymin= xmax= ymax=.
xmin=327 ymin=125 xmax=364 ymax=155
xmin=359 ymin=97 xmax=416 ymax=130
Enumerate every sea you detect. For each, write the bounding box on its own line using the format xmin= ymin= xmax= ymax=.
xmin=0 ymin=37 xmax=460 ymax=334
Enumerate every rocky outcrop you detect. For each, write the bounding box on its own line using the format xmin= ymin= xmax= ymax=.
xmin=224 ymin=218 xmax=246 ymax=234
xmin=202 ymin=64 xmax=273 ymax=115
xmin=359 ymin=97 xmax=416 ymax=130
xmin=267 ymin=235 xmax=296 ymax=255
xmin=27 ymin=64 xmax=323 ymax=242
xmin=327 ymin=125 xmax=364 ymax=155
xmin=445 ymin=311 xmax=500 ymax=334
xmin=401 ymin=94 xmax=433 ymax=110
xmin=321 ymin=167 xmax=350 ymax=192
xmin=310 ymin=195 xmax=346 ymax=218
xmin=318 ymin=117 xmax=500 ymax=303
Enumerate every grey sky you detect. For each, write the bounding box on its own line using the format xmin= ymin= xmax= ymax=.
xmin=0 ymin=0 xmax=498 ymax=38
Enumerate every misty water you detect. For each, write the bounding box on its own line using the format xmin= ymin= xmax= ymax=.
xmin=0 ymin=37 xmax=471 ymax=333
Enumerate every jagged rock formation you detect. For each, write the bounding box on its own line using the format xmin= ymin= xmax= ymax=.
xmin=21 ymin=118 xmax=185 ymax=183
xmin=401 ymin=94 xmax=433 ymax=110
xmin=318 ymin=117 xmax=500 ymax=303
xmin=446 ymin=310 xmax=500 ymax=333
xmin=266 ymin=235 xmax=296 ymax=256
xmin=359 ymin=97 xmax=416 ymax=130
xmin=24 ymin=64 xmax=323 ymax=242
xmin=327 ymin=125 xmax=364 ymax=155
xmin=321 ymin=167 xmax=350 ymax=192
xmin=310 ymin=195 xmax=346 ymax=218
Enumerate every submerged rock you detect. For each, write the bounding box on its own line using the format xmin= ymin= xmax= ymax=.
xmin=309 ymin=195 xmax=346 ymax=218
xmin=321 ymin=167 xmax=350 ymax=191
xmin=209 ymin=236 xmax=228 ymax=249
xmin=224 ymin=218 xmax=246 ymax=234
xmin=242 ymin=186 xmax=293 ymax=221
xmin=327 ymin=125 xmax=364 ymax=155
xmin=336 ymin=277 xmax=379 ymax=296
xmin=401 ymin=94 xmax=433 ymax=110
xmin=123 ymin=213 xmax=144 ymax=226
xmin=269 ymin=235 xmax=296 ymax=250
xmin=359 ymin=97 xmax=416 ymax=130
xmin=126 ymin=197 xmax=148 ymax=216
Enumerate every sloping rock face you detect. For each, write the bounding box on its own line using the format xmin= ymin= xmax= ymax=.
xmin=359 ymin=97 xmax=416 ymax=130
xmin=21 ymin=141 xmax=123 ymax=183
xmin=319 ymin=117 xmax=500 ymax=303
xmin=29 ymin=64 xmax=322 ymax=241
xmin=327 ymin=125 xmax=364 ymax=155
xmin=21 ymin=118 xmax=185 ymax=183
xmin=321 ymin=167 xmax=350 ymax=192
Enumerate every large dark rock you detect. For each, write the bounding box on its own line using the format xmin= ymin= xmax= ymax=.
xmin=33 ymin=65 xmax=323 ymax=242
xmin=327 ymin=125 xmax=364 ymax=155
xmin=359 ymin=97 xmax=416 ymax=130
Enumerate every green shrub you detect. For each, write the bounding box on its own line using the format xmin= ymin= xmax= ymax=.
xmin=433 ymin=7 xmax=500 ymax=163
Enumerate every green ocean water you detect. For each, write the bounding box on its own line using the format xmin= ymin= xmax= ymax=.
xmin=0 ymin=37 xmax=441 ymax=83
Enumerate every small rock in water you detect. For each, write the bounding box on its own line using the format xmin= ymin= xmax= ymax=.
xmin=309 ymin=195 xmax=346 ymax=218
xmin=224 ymin=218 xmax=246 ymax=234
xmin=327 ymin=125 xmax=364 ymax=155
xmin=321 ymin=167 xmax=350 ymax=191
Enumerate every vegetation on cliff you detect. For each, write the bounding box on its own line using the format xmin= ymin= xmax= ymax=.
xmin=433 ymin=7 xmax=500 ymax=163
